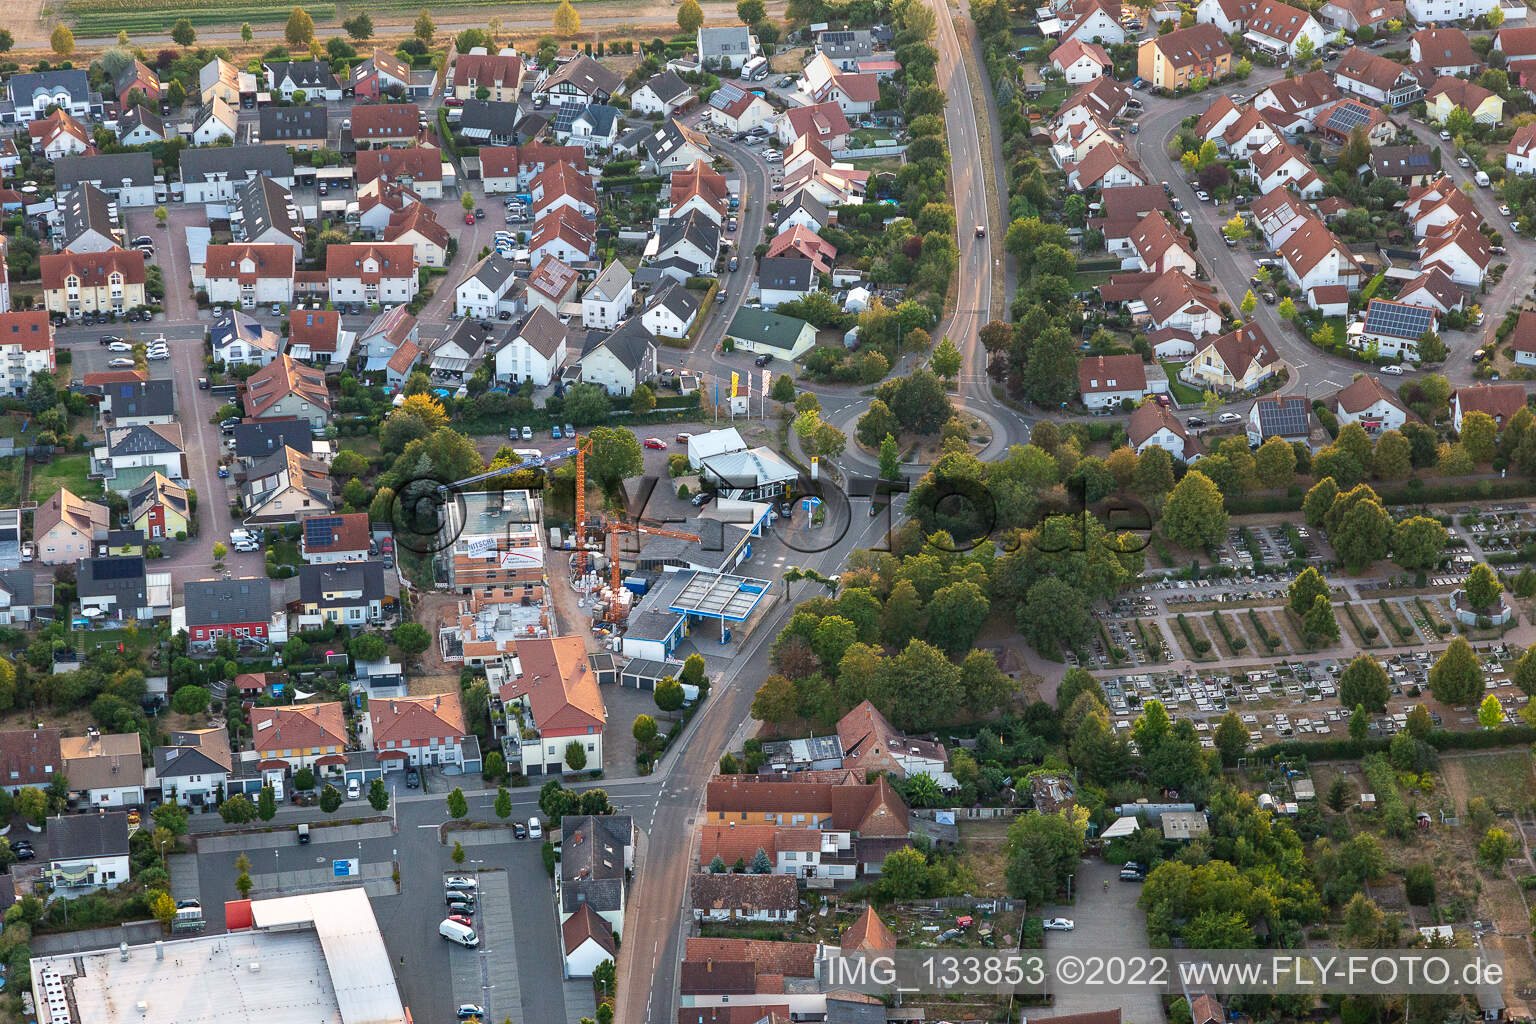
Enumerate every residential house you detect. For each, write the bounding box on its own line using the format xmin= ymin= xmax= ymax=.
xmin=1318 ymin=98 xmax=1392 ymax=145
xmin=127 ymin=472 xmax=189 ymax=540
xmin=233 ymin=174 xmax=304 ymax=253
xmin=1250 ymin=186 xmax=1312 ymax=249
xmin=1407 ymin=177 xmax=1481 ymax=236
xmin=1060 ymin=0 xmax=1129 ymax=44
xmin=766 ymin=224 xmax=836 ymax=276
xmin=264 ymin=60 xmax=341 ymax=101
xmin=356 ymin=148 xmax=445 ymax=200
xmin=248 ymin=700 xmax=346 ymax=770
xmin=41 ymin=249 xmax=145 ymax=320
xmin=583 ymin=261 xmax=633 ymax=330
xmin=92 ymin=423 xmax=186 ymax=492
xmin=1130 ymin=212 xmax=1197 ymax=276
xmin=632 ymin=118 xmax=713 ymax=174
xmin=1184 ymin=322 xmax=1282 ymax=391
xmin=299 ymin=512 xmax=372 ymax=563
xmin=258 ymin=106 xmax=329 ymax=150
xmin=154 ymin=728 xmax=233 ymax=807
xmin=1419 ymin=222 xmax=1491 ymax=287
xmin=774 ymin=193 xmax=831 ymax=235
xmin=0 ymin=729 xmax=61 ymax=793
xmin=776 ymin=102 xmax=852 ymax=151
xmin=578 ymin=318 xmax=658 ymax=396
xmin=1333 ymin=49 xmax=1421 ymax=106
xmin=532 ymin=161 xmax=598 ymax=220
xmin=96 ymin=379 xmax=174 ymax=428
xmin=1347 ymin=298 xmax=1438 ymax=360
xmin=46 ymin=812 xmax=130 ymax=893
xmin=230 ymin=419 xmax=317 ymax=463
xmin=55 ymin=153 xmax=156 ymax=208
xmin=29 ymin=109 xmax=92 ymax=160
xmin=0 ymin=310 xmax=53 ymax=398
xmin=689 ymin=874 xmax=799 ymax=923
xmin=1196 ymin=0 xmax=1256 ymax=32
xmin=562 ymin=904 xmax=617 ymax=979
xmin=556 ymin=815 xmax=633 ymax=975
xmin=1051 ymin=37 xmax=1114 ymax=83
xmin=799 ymin=52 xmax=880 ymax=115
xmin=527 ymin=256 xmax=580 ymax=316
xmin=641 ymin=281 xmax=700 ymax=340
xmin=1411 ymin=29 xmax=1482 ymax=77
xmin=114 ymin=60 xmax=160 ymax=108
xmin=530 ymin=207 xmax=597 ymax=267
xmin=1243 ymin=1 xmax=1326 ymax=58
xmin=356 ymin=305 xmax=419 ymax=370
xmin=210 ymin=312 xmax=287 ymax=371
xmin=116 ymin=106 xmax=165 ymax=146
xmin=666 ymin=160 xmax=731 ymax=225
xmin=76 ymin=555 xmax=150 ymax=619
xmin=723 ymin=307 xmax=818 ymax=361
xmin=244 ymin=355 xmax=331 ymax=429
xmin=1511 ymin=311 xmax=1536 ymax=367
xmin=1068 ymin=140 xmax=1149 ymax=191
xmin=455 ymin=254 xmax=521 ymax=320
xmin=1252 ymin=70 xmax=1341 ymax=131
xmin=1509 ymin=123 xmax=1536 ymax=175
xmin=383 ymin=204 xmax=449 ymax=269
xmin=1425 ymin=77 xmax=1502 ymax=125
xmin=179 ymin=146 xmax=294 ymax=204
xmin=34 ymin=488 xmax=107 ymax=565
xmin=349 ymin=103 xmax=419 ymax=148
xmin=651 ymin=211 xmax=721 ymax=278
xmin=699 ymin=25 xmax=761 ymax=69
xmin=492 ymin=635 xmax=606 ymax=775
xmin=370 ymin=691 xmax=469 ymax=771
xmin=565 ymin=103 xmax=622 ymax=152
xmin=1078 ymin=353 xmax=1151 ymax=410
xmin=295 ymin=560 xmax=387 ymax=628
xmin=325 ymin=243 xmax=419 ymax=307
xmin=205 ymin=245 xmax=296 ymax=310
xmin=1333 ymin=374 xmax=1413 ymax=432
xmin=1370 ymin=145 xmax=1436 ymax=184
xmin=837 ymin=701 xmax=954 ymax=786
xmin=1248 ymin=138 xmax=1324 ymax=198
xmin=1319 ymin=0 xmax=1404 ymax=30
xmin=1278 ymin=215 xmax=1363 ymax=294
xmin=1128 ymin=400 xmax=1200 ymax=461
xmin=191 ymin=98 xmax=239 ymax=145
xmin=759 ymin=257 xmax=817 ymax=309
xmin=708 ymin=82 xmax=776 ymax=133
xmin=456 ymin=100 xmax=524 ymax=145
xmin=533 ymin=55 xmax=621 ymax=107
xmin=632 ymin=70 xmax=695 ymax=116
xmin=1137 ymin=25 xmax=1232 ymax=91
xmin=57 ymin=183 xmax=121 ymax=254
xmin=7 ymin=70 xmax=92 ymax=122
xmin=59 ymin=731 xmax=145 ymax=807
xmin=1246 ymin=394 xmax=1312 ymax=446
xmin=1141 ymin=269 xmax=1222 ymax=340
xmin=1452 ymin=383 xmax=1527 ymax=431
xmin=478 ymin=143 xmax=588 ymax=192
xmin=451 ymin=51 xmax=525 ymax=102
xmin=241 ymin=445 xmax=333 ymax=525
xmin=1397 ymin=266 xmax=1465 ymax=312
xmin=350 ymin=50 xmax=412 ymax=101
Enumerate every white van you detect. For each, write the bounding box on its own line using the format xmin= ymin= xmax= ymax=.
xmin=1476 ymin=171 xmax=1491 ymax=188
xmin=439 ymin=919 xmax=479 ymax=947
xmin=528 ymin=816 xmax=543 ymax=839
xmin=229 ymin=529 xmax=260 ymax=553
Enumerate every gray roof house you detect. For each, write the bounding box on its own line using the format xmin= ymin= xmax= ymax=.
xmin=632 ymin=70 xmax=695 ymax=116
xmin=7 ymin=70 xmax=92 ymax=121
xmin=296 ymin=560 xmax=388 ymax=627
xmin=233 ymin=174 xmax=303 ymax=251
xmin=77 ymin=555 xmax=148 ymax=618
xmin=58 ymin=183 xmax=121 ymax=254
xmin=231 ymin=419 xmax=315 ymax=461
xmin=182 ymin=577 xmax=278 ymax=648
xmin=181 ymin=146 xmax=295 ymax=203
xmin=652 ymin=210 xmax=720 ymax=279
xmin=578 ymin=318 xmax=658 ymax=397
xmin=697 ymin=26 xmax=761 ymax=69
xmin=758 ymin=256 xmax=816 ymax=307
xmin=54 ymin=153 xmax=156 ymax=207
xmin=458 ymin=99 xmax=523 ymax=144
xmin=97 ymin=379 xmax=176 ymax=426
xmin=559 ymin=814 xmax=634 ymax=931
xmin=47 ymin=811 xmax=131 ymax=892
xmin=259 ymin=105 xmax=329 ymax=147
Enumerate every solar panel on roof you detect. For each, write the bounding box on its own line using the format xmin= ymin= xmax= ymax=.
xmin=1365 ymin=299 xmax=1434 ymax=339
xmin=92 ymin=557 xmax=140 ymax=580
xmin=304 ymin=515 xmax=341 ymax=549
xmin=1327 ymin=103 xmax=1374 ymax=133
xmin=1259 ymin=398 xmax=1309 ymax=437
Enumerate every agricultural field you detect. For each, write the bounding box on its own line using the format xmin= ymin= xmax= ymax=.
xmin=64 ymin=0 xmax=604 ymax=33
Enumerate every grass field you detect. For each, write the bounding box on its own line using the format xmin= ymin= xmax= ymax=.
xmin=67 ymin=0 xmax=600 ymax=30
xmin=0 ymin=457 xmax=20 ymax=507
xmin=1159 ymin=361 xmax=1206 ymax=407
xmin=29 ymin=455 xmax=100 ymax=504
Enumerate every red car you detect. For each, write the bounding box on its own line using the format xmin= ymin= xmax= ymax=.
xmin=643 ymin=437 xmax=667 ymax=450
xmin=465 ymin=212 xmax=476 ymax=225
xmin=381 ymin=537 xmax=394 ymax=553
xmin=448 ymin=914 xmax=474 ymax=928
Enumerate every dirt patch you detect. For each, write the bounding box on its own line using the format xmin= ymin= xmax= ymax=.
xmin=407 ymin=590 xmax=467 ymax=696
xmin=957 ymin=818 xmax=1013 ymax=898
xmin=1442 ymin=751 xmax=1536 ymax=815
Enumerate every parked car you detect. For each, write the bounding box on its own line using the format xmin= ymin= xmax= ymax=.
xmin=1043 ymin=918 xmax=1075 ymax=931
xmin=198 ymin=377 xmax=210 ymax=389
xmin=465 ymin=212 xmax=476 ymax=225
xmin=448 ymin=914 xmax=475 ymax=928
xmin=445 ymin=876 xmax=478 ymax=891
xmin=297 ymin=823 xmax=310 ymax=844
xmin=107 ymin=341 xmax=132 ymax=351
xmin=520 ymin=426 xmax=533 ymax=440
xmin=1178 ymin=210 xmax=1192 ymax=225
xmin=1218 ymin=411 xmax=1242 ymax=424
xmin=643 ymin=437 xmax=667 ymax=450
xmin=1194 ymin=189 xmax=1210 ymax=202
xmin=728 ymin=256 xmax=739 ymax=271
xmin=691 ymin=491 xmax=714 ymax=507
xmin=754 ymin=353 xmax=774 ymax=367
xmin=1440 ymin=129 xmax=1452 ymax=140
xmin=564 ymin=423 xmax=574 ymax=437
xmin=513 ymin=821 xmax=527 ymax=839
xmin=552 ymin=425 xmax=563 ymax=439
xmin=1187 ymin=416 xmax=1207 ymax=427
xmin=108 ymin=357 xmax=135 ymax=367
xmin=20 ymin=543 xmax=33 ymax=562
xmin=676 ymin=432 xmax=693 ymax=443
xmin=528 ymin=816 xmax=543 ymax=839
xmin=406 ymin=769 xmax=419 ymax=788
xmin=1381 ymin=363 xmax=1404 ymax=375
xmin=457 ymin=1006 xmax=484 ymax=1020
xmin=346 ymin=778 xmax=361 ymax=800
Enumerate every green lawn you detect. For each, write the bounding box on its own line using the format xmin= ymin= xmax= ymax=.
xmin=30 ymin=454 xmax=101 ymax=503
xmin=0 ymin=457 xmax=20 ymax=507
xmin=1160 ymin=361 xmax=1207 ymax=407
xmin=269 ymin=540 xmax=301 ymax=568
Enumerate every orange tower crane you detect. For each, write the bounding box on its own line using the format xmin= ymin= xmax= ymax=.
xmin=604 ymin=521 xmax=700 ymax=621
xmin=573 ymin=435 xmax=593 ymax=573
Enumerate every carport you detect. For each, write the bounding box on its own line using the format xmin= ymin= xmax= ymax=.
xmin=620 ymin=657 xmax=686 ymax=691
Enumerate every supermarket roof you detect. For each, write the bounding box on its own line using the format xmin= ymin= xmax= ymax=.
xmin=31 ymin=888 xmax=404 ymax=1024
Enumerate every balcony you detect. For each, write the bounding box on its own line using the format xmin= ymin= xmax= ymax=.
xmin=486 ymin=691 xmax=539 ymax=764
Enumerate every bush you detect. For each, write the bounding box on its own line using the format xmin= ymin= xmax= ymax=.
xmin=1176 ymin=613 xmax=1211 ymax=655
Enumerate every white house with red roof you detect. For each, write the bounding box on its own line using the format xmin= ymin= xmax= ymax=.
xmin=1509 ymin=123 xmax=1536 ymax=175
xmin=1319 ymin=0 xmax=1404 ymax=30
xmin=1396 ymin=267 xmax=1464 ymax=313
xmin=325 ymin=243 xmax=418 ymax=306
xmin=370 ymin=693 xmax=471 ymax=770
xmin=1141 ymin=270 xmax=1222 ymax=339
xmin=775 ymin=101 xmax=852 ymax=150
xmin=1252 ymin=70 xmax=1341 ymax=131
xmin=1250 ymin=186 xmax=1312 ymax=249
xmin=1060 ymin=0 xmax=1128 ymax=44
xmin=531 ymin=161 xmax=598 ymax=221
xmin=799 ymin=53 xmax=880 ymax=114
xmin=1419 ymin=222 xmax=1491 ymax=287
xmin=1277 ymin=216 xmax=1362 ymax=293
xmin=1452 ymin=383 xmax=1527 ymax=432
xmin=1243 ymin=0 xmax=1325 ymax=58
xmin=530 ymin=207 xmax=597 ymax=268
xmin=1196 ymin=0 xmax=1257 ymax=33
xmin=299 ymin=512 xmax=373 ymax=563
xmin=1129 ymin=401 xmax=1200 ymax=461
xmin=1130 ymin=212 xmax=1197 ymax=275
xmin=0 ymin=311 xmax=54 ymax=398
xmin=1068 ymin=141 xmax=1148 ymax=191
xmin=1051 ymin=116 xmax=1119 ymax=168
xmin=708 ymin=83 xmax=775 ymax=133
xmin=1056 ymin=78 xmax=1133 ymax=133
xmin=1051 ymin=38 xmax=1114 ymax=83
xmin=1247 ymin=138 xmax=1323 ymax=199
xmin=383 ymin=204 xmax=450 ymax=269
xmin=204 ymin=244 xmax=295 ymax=308
xmin=490 ymin=635 xmax=606 ymax=775
xmin=1078 ymin=353 xmax=1152 ymax=410
xmin=1184 ymin=322 xmax=1282 ymax=392
xmin=1333 ymin=375 xmax=1412 ymax=432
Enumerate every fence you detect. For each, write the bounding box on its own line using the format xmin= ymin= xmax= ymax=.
xmin=913 ymin=806 xmax=1018 ymax=821
xmin=840 ymin=145 xmax=907 ymax=159
xmin=898 ymin=896 xmax=1027 ymax=912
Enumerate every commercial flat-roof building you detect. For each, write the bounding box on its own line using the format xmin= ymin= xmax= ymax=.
xmin=31 ymin=887 xmax=406 ymax=1024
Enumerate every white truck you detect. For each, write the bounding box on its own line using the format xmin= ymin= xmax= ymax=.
xmin=439 ymin=919 xmax=479 ymax=947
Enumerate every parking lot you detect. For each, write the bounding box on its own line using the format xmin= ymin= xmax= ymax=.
xmin=1039 ymin=859 xmax=1163 ymax=1024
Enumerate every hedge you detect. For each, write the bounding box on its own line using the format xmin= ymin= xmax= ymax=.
xmin=1211 ymin=612 xmax=1247 ymax=654
xmin=1176 ymin=613 xmax=1211 ymax=656
xmin=1343 ymin=603 xmax=1379 ymax=644
xmin=1256 ymin=723 xmax=1536 ymax=762
xmin=1376 ymin=599 xmax=1415 ymax=641
xmin=1248 ymin=609 xmax=1281 ymax=651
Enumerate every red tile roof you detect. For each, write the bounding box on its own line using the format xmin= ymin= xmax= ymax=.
xmin=497 ymin=635 xmax=605 ymax=732
xmin=0 ymin=310 xmax=54 ymax=352
xmin=325 ymin=243 xmax=416 ymax=282
xmin=41 ymin=249 xmax=146 ymax=290
xmin=1077 ymin=353 xmax=1148 ymax=395
xmin=351 ymin=103 xmax=420 ymax=140
xmin=250 ymin=702 xmax=346 ymax=753
xmin=204 ymin=243 xmax=295 ymax=283
xmin=370 ymin=692 xmax=466 ymax=749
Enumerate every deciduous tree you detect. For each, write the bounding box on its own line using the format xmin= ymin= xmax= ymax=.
xmin=1161 ymin=471 xmax=1227 ymax=549
xmin=1339 ymin=654 xmax=1390 ymax=712
xmin=1429 ymin=636 xmax=1482 ymax=706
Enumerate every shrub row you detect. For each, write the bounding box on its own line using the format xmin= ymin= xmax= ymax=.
xmin=1176 ymin=613 xmax=1210 ymax=656
xmin=1248 ymin=609 xmax=1282 ymax=651
xmin=1376 ymin=599 xmax=1415 ymax=641
xmin=1210 ymin=612 xmax=1247 ymax=654
xmin=1415 ymin=596 xmax=1452 ymax=636
xmin=1343 ymin=603 xmax=1379 ymax=643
